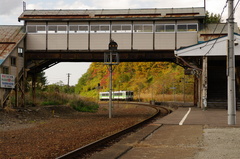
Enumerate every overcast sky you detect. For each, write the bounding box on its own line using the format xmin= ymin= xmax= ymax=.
xmin=0 ymin=0 xmax=239 ymax=85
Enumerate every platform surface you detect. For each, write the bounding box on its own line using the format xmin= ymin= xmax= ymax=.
xmin=89 ymin=107 xmax=240 ymax=159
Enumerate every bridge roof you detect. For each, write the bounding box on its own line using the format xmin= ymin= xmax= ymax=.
xmin=0 ymin=26 xmax=25 ymax=65
xmin=18 ymin=7 xmax=205 ymax=21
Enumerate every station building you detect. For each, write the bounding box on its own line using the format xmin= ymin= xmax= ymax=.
xmin=0 ymin=26 xmax=25 ymax=107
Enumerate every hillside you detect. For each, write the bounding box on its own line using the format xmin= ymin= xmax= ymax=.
xmin=75 ymin=62 xmax=194 ymax=102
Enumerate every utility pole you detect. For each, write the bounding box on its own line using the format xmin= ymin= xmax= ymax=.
xmin=204 ymin=0 xmax=206 ymax=11
xmin=227 ymin=0 xmax=236 ymax=125
xmin=23 ymin=1 xmax=26 ymax=11
xmin=67 ymin=73 xmax=71 ymax=87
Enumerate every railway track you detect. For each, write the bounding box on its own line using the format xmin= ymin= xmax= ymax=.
xmin=56 ymin=102 xmax=172 ymax=159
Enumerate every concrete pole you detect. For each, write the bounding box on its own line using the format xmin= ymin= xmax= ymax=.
xmin=227 ymin=0 xmax=236 ymax=125
xmin=67 ymin=73 xmax=70 ymax=87
xmin=202 ymin=56 xmax=208 ymax=110
xmin=183 ymin=74 xmax=186 ymax=103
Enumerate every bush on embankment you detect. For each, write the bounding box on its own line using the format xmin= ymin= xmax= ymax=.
xmin=25 ymin=92 xmax=99 ymax=113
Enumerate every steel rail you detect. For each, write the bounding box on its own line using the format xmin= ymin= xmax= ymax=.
xmin=56 ymin=103 xmax=169 ymax=159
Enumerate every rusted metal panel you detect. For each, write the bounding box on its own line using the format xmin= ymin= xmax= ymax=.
xmin=18 ymin=8 xmax=205 ymax=21
xmin=199 ymin=34 xmax=227 ymax=41
xmin=165 ymin=13 xmax=199 ymax=17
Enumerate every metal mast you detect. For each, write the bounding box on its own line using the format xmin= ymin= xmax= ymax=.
xmin=227 ymin=0 xmax=236 ymax=125
xmin=104 ymin=40 xmax=119 ymax=118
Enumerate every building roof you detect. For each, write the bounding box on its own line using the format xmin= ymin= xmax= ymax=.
xmin=0 ymin=26 xmax=26 ymax=65
xmin=175 ymin=34 xmax=240 ymax=57
xmin=18 ymin=7 xmax=205 ymax=21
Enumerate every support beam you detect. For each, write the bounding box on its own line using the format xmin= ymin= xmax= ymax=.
xmin=15 ymin=77 xmax=19 ymax=107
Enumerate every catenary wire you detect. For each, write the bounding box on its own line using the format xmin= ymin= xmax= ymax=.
xmin=200 ymin=0 xmax=229 ymax=49
xmin=203 ymin=0 xmax=240 ymax=56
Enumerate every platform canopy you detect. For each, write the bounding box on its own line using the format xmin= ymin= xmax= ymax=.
xmin=175 ymin=34 xmax=240 ymax=56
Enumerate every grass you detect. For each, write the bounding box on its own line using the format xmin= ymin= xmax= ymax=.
xmin=135 ymin=93 xmax=194 ymax=103
xmin=25 ymin=92 xmax=99 ymax=113
xmin=69 ymin=99 xmax=98 ymax=112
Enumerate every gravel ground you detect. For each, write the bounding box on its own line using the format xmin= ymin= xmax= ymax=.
xmin=0 ymin=103 xmax=156 ymax=158
xmin=194 ymin=127 xmax=240 ymax=159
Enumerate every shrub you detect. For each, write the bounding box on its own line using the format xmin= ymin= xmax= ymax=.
xmin=69 ymin=100 xmax=98 ymax=113
xmin=25 ymin=92 xmax=99 ymax=113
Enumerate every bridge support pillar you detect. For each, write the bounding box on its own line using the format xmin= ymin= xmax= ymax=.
xmin=32 ymin=74 xmax=36 ymax=107
xmin=201 ymin=56 xmax=208 ymax=109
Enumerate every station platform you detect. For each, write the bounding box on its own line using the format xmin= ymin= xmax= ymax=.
xmin=89 ymin=107 xmax=240 ymax=159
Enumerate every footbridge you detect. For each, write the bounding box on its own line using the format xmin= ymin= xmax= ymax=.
xmin=18 ymin=7 xmax=205 ymax=73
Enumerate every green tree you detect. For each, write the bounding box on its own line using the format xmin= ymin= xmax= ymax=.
xmin=46 ymin=81 xmax=75 ymax=94
xmin=204 ymin=11 xmax=222 ymax=24
xmin=26 ymin=72 xmax=47 ymax=91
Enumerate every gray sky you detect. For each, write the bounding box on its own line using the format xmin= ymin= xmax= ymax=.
xmin=1 ymin=0 xmax=239 ymax=85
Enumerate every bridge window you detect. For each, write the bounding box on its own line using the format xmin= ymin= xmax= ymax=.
xmin=112 ymin=25 xmax=131 ymax=33
xmin=177 ymin=24 xmax=198 ymax=32
xmin=69 ymin=25 xmax=89 ymax=33
xmin=90 ymin=25 xmax=110 ymax=33
xmin=156 ymin=24 xmax=175 ymax=32
xmin=188 ymin=24 xmax=198 ymax=31
xmin=134 ymin=24 xmax=153 ymax=33
xmin=27 ymin=25 xmax=46 ymax=33
xmin=48 ymin=25 xmax=67 ymax=33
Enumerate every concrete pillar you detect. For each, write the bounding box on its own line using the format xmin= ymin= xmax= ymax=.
xmin=201 ymin=56 xmax=208 ymax=109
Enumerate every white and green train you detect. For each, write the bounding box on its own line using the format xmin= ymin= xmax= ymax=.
xmin=99 ymin=91 xmax=134 ymax=101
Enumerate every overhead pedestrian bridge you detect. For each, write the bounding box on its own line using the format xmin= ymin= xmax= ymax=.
xmin=18 ymin=7 xmax=205 ymax=72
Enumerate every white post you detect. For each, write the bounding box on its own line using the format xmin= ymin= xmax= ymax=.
xmin=202 ymin=56 xmax=208 ymax=110
xmin=227 ymin=0 xmax=236 ymax=125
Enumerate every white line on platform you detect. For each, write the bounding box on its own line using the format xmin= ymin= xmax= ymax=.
xmin=179 ymin=108 xmax=191 ymax=125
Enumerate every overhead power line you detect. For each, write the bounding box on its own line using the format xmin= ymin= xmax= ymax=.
xmin=203 ymin=0 xmax=240 ymax=56
xmin=200 ymin=0 xmax=229 ymax=51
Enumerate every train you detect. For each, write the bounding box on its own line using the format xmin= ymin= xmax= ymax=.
xmin=99 ymin=91 xmax=134 ymax=101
